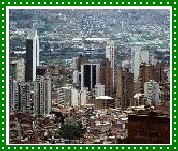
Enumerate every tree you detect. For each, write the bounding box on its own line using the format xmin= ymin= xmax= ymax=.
xmin=59 ymin=124 xmax=85 ymax=140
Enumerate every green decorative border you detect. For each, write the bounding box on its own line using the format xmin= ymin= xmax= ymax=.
xmin=0 ymin=0 xmax=177 ymax=150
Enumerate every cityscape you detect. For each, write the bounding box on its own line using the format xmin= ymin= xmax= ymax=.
xmin=9 ymin=9 xmax=170 ymax=144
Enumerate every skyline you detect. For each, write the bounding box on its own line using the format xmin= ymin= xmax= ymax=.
xmin=8 ymin=8 xmax=171 ymax=144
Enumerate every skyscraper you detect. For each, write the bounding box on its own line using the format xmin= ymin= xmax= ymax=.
xmin=25 ymin=30 xmax=39 ymax=82
xmin=81 ymin=64 xmax=100 ymax=90
xmin=106 ymin=41 xmax=115 ymax=94
xmin=100 ymin=59 xmax=113 ymax=97
xmin=43 ymin=74 xmax=52 ymax=115
xmin=115 ymin=67 xmax=134 ymax=110
xmin=34 ymin=73 xmax=52 ymax=116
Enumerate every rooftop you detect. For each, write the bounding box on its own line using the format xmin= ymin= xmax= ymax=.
xmin=96 ymin=96 xmax=113 ymax=100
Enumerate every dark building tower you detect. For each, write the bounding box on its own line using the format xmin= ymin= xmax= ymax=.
xmin=81 ymin=64 xmax=99 ymax=90
xmin=115 ymin=67 xmax=134 ymax=110
xmin=25 ymin=30 xmax=39 ymax=82
xmin=25 ymin=39 xmax=34 ymax=82
xmin=100 ymin=58 xmax=113 ymax=97
xmin=83 ymin=65 xmax=96 ymax=90
xmin=84 ymin=65 xmax=91 ymax=89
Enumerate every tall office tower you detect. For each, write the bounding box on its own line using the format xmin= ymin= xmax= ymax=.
xmin=115 ymin=67 xmax=134 ymax=110
xmin=106 ymin=41 xmax=115 ymax=68
xmin=133 ymin=44 xmax=142 ymax=81
xmin=25 ymin=29 xmax=39 ymax=82
xmin=81 ymin=64 xmax=100 ymax=90
xmin=34 ymin=74 xmax=51 ymax=116
xmin=36 ymin=31 xmax=40 ymax=66
xmin=100 ymin=59 xmax=113 ymax=97
xmin=43 ymin=74 xmax=52 ymax=115
xmin=106 ymin=41 xmax=115 ymax=93
xmin=144 ymin=80 xmax=161 ymax=106
xmin=34 ymin=76 xmax=44 ymax=115
xmin=20 ymin=83 xmax=28 ymax=114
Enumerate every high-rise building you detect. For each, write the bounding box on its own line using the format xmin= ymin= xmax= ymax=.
xmin=131 ymin=43 xmax=157 ymax=82
xmin=25 ymin=29 xmax=39 ymax=82
xmin=71 ymin=87 xmax=79 ymax=105
xmin=25 ymin=82 xmax=35 ymax=114
xmin=34 ymin=74 xmax=51 ymax=116
xmin=10 ymin=80 xmax=21 ymax=113
xmin=81 ymin=64 xmax=100 ymax=90
xmin=144 ymin=80 xmax=161 ymax=106
xmin=10 ymin=80 xmax=34 ymax=114
xmin=115 ymin=67 xmax=134 ymax=110
xmin=62 ymin=84 xmax=72 ymax=106
xmin=43 ymin=74 xmax=52 ymax=115
xmin=100 ymin=59 xmax=113 ymax=97
xmin=10 ymin=58 xmax=25 ymax=82
xmin=73 ymin=70 xmax=79 ymax=84
xmin=106 ymin=41 xmax=115 ymax=68
xmin=34 ymin=76 xmax=44 ymax=115
xmin=106 ymin=41 xmax=115 ymax=91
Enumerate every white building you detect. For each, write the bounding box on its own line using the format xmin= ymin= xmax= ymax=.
xmin=80 ymin=88 xmax=87 ymax=105
xmin=10 ymin=58 xmax=25 ymax=82
xmin=71 ymin=87 xmax=79 ymax=105
xmin=144 ymin=80 xmax=161 ymax=106
xmin=131 ymin=43 xmax=157 ymax=81
xmin=73 ymin=70 xmax=79 ymax=84
xmin=95 ymin=84 xmax=106 ymax=98
xmin=106 ymin=41 xmax=115 ymax=68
